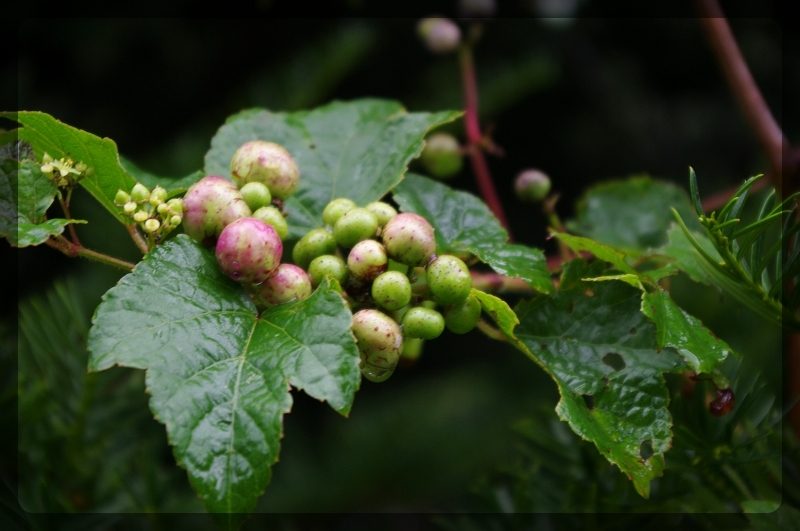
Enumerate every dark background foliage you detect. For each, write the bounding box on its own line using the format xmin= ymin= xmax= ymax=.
xmin=4 ymin=2 xmax=798 ymax=529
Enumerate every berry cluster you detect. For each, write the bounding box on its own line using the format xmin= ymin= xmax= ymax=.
xmin=177 ymin=140 xmax=481 ymax=383
xmin=114 ymin=182 xmax=184 ymax=242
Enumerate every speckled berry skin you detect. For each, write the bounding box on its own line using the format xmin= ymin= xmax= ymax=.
xmin=308 ymin=255 xmax=348 ymax=287
xmin=230 ymin=141 xmax=300 ymax=199
xmin=292 ymin=228 xmax=338 ymax=270
xmin=252 ymin=264 xmax=312 ymax=307
xmin=183 ymin=175 xmax=252 ymax=246
xmin=371 ymin=271 xmax=412 ymax=311
xmin=402 ymin=307 xmax=445 ymax=340
xmin=351 ymin=309 xmax=403 ymax=382
xmin=426 ymin=255 xmax=472 ymax=305
xmin=252 ymin=206 xmax=289 ymax=241
xmin=333 ymin=208 xmax=379 ymax=248
xmin=322 ymin=198 xmax=357 ymax=227
xmin=381 ymin=213 xmax=436 ymax=267
xmin=445 ymin=294 xmax=481 ymax=334
xmin=347 ymin=240 xmax=388 ymax=282
xmin=365 ymin=201 xmax=398 ymax=227
xmin=215 ymin=217 xmax=283 ymax=285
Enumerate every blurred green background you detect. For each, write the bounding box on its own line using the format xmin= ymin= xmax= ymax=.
xmin=4 ymin=4 xmax=798 ymax=529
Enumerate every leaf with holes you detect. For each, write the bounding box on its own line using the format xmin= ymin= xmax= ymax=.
xmin=513 ymin=279 xmax=693 ymax=498
xmin=1 ymin=112 xmax=138 ymax=224
xmin=204 ymin=99 xmax=461 ymax=239
xmin=87 ymin=235 xmax=360 ymax=521
xmin=393 ymin=173 xmax=552 ymax=293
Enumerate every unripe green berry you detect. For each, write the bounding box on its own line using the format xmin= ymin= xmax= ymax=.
xmin=322 ymin=198 xmax=357 ymax=227
xmin=240 ymin=182 xmax=272 ymax=211
xmin=252 ymin=264 xmax=312 ymax=307
xmin=426 ymin=255 xmax=472 ymax=305
xmin=170 ymin=215 xmax=182 ymax=226
xmin=131 ymin=183 xmax=150 ymax=202
xmin=445 ymin=294 xmax=481 ymax=334
xmin=123 ymin=201 xmax=137 ymax=214
xmin=334 ymin=208 xmax=379 ymax=248
xmin=150 ymin=186 xmax=167 ymax=205
xmin=366 ymin=201 xmax=398 ymax=227
xmin=381 ymin=213 xmax=436 ymax=267
xmin=133 ymin=210 xmax=149 ymax=223
xmin=347 ymin=239 xmax=388 ymax=282
xmin=360 ymin=363 xmax=395 ymax=383
xmin=115 ymin=190 xmax=131 ymax=205
xmin=292 ymin=228 xmax=337 ymax=269
xmin=252 ymin=206 xmax=289 ymax=241
xmin=143 ymin=219 xmax=160 ymax=233
xmin=417 ymin=17 xmax=461 ymax=54
xmin=420 ymin=133 xmax=463 ymax=179
xmin=182 ymin=175 xmax=252 ymax=246
xmin=308 ymin=255 xmax=348 ymax=287
xmin=215 ymin=217 xmax=283 ymax=284
xmin=371 ymin=271 xmax=412 ymax=311
xmin=351 ymin=309 xmax=403 ymax=381
xmin=514 ymin=169 xmax=551 ymax=202
xmin=402 ymin=307 xmax=445 ymax=340
xmin=230 ymin=141 xmax=300 ymax=199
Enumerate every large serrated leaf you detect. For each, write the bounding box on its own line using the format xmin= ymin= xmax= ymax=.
xmin=393 ymin=173 xmax=552 ymax=293
xmin=87 ymin=235 xmax=360 ymax=517
xmin=513 ymin=280 xmax=692 ymax=498
xmin=204 ymin=99 xmax=461 ymax=239
xmin=565 ymin=176 xmax=702 ymax=257
xmin=1 ymin=112 xmax=138 ymax=224
xmin=119 ymin=155 xmax=204 ymax=197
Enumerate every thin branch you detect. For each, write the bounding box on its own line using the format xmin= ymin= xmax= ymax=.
xmin=459 ymin=44 xmax=513 ymax=240
xmin=44 ymin=236 xmax=135 ymax=272
xmin=471 ymin=272 xmax=534 ymax=295
xmin=696 ymin=0 xmax=787 ymax=192
xmin=126 ymin=224 xmax=150 ymax=254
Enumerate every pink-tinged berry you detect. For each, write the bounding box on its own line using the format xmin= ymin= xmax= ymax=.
xmin=417 ymin=18 xmax=461 ymax=54
xmin=381 ymin=213 xmax=436 ymax=267
xmin=514 ymin=169 xmax=551 ymax=202
xmin=230 ymin=141 xmax=300 ymax=199
xmin=252 ymin=263 xmax=312 ymax=307
xmin=182 ymin=175 xmax=252 ymax=246
xmin=215 ymin=217 xmax=283 ymax=285
xmin=351 ymin=309 xmax=403 ymax=382
xmin=347 ymin=239 xmax=388 ymax=282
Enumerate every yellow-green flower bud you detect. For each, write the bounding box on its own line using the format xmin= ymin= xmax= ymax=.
xmin=123 ymin=201 xmax=137 ymax=214
xmin=133 ymin=210 xmax=150 ymax=223
xmin=143 ymin=219 xmax=161 ymax=233
xmin=131 ymin=183 xmax=150 ymax=202
xmin=115 ymin=190 xmax=131 ymax=205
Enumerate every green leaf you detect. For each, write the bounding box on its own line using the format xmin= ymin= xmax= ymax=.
xmin=565 ymin=175 xmax=701 ymax=257
xmin=87 ymin=235 xmax=360 ymax=516
xmin=552 ymin=232 xmax=638 ymax=275
xmin=1 ymin=159 xmax=86 ymax=247
xmin=513 ymin=280 xmax=692 ymax=498
xmin=689 ymin=166 xmax=703 ymax=216
xmin=393 ymin=173 xmax=552 ymax=293
xmin=658 ymin=223 xmax=723 ymax=285
xmin=471 ymin=288 xmax=519 ymax=338
xmin=641 ymin=289 xmax=732 ymax=373
xmin=119 ymin=155 xmax=204 ymax=198
xmin=582 ymin=273 xmax=644 ymax=290
xmin=1 ymin=112 xmax=137 ymax=224
xmin=204 ymin=99 xmax=461 ymax=239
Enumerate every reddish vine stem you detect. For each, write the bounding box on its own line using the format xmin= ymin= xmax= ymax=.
xmin=126 ymin=224 xmax=150 ymax=254
xmin=458 ymin=44 xmax=513 ymax=240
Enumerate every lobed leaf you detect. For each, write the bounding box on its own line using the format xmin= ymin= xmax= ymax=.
xmin=87 ymin=235 xmax=360 ymax=517
xmin=1 ymin=112 xmax=138 ymax=224
xmin=393 ymin=173 xmax=552 ymax=293
xmin=204 ymin=99 xmax=461 ymax=239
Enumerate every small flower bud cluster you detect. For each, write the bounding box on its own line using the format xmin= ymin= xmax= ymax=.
xmin=115 ymin=182 xmax=183 ymax=238
xmin=40 ymin=152 xmax=90 ymax=187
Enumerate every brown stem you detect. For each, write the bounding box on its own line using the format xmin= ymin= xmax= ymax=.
xmin=126 ymin=224 xmax=150 ymax=254
xmin=44 ymin=237 xmax=135 ymax=272
xmin=696 ymin=0 xmax=787 ymax=193
xmin=471 ymin=272 xmax=535 ymax=295
xmin=58 ymin=188 xmax=81 ymax=246
xmin=458 ymin=44 xmax=513 ymax=240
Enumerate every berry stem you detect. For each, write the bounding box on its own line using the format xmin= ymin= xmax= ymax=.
xmin=126 ymin=224 xmax=150 ymax=254
xmin=458 ymin=44 xmax=513 ymax=240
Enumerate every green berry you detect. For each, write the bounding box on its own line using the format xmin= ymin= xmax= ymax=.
xmin=308 ymin=255 xmax=348 ymax=287
xmin=292 ymin=228 xmax=337 ymax=269
xmin=402 ymin=307 xmax=445 ymax=340
xmin=130 ymin=182 xmax=150 ymax=202
xmin=426 ymin=255 xmax=472 ymax=305
xmin=322 ymin=198 xmax=357 ymax=227
xmin=366 ymin=201 xmax=398 ymax=227
xmin=347 ymin=239 xmax=388 ymax=282
xmin=514 ymin=169 xmax=551 ymax=202
xmin=360 ymin=363 xmax=395 ymax=383
xmin=445 ymin=294 xmax=481 ymax=334
xmin=381 ymin=213 xmax=436 ymax=267
xmin=417 ymin=17 xmax=461 ymax=54
xmin=371 ymin=271 xmax=412 ymax=311
xmin=182 ymin=175 xmax=252 ymax=246
xmin=252 ymin=206 xmax=289 ymax=241
xmin=240 ymin=182 xmax=272 ymax=211
xmin=114 ymin=189 xmax=131 ymax=205
xmin=230 ymin=140 xmax=300 ymax=199
xmin=333 ymin=208 xmax=378 ymax=248
xmin=420 ymin=133 xmax=462 ymax=179
xmin=252 ymin=264 xmax=312 ymax=307
xmin=351 ymin=309 xmax=403 ymax=381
